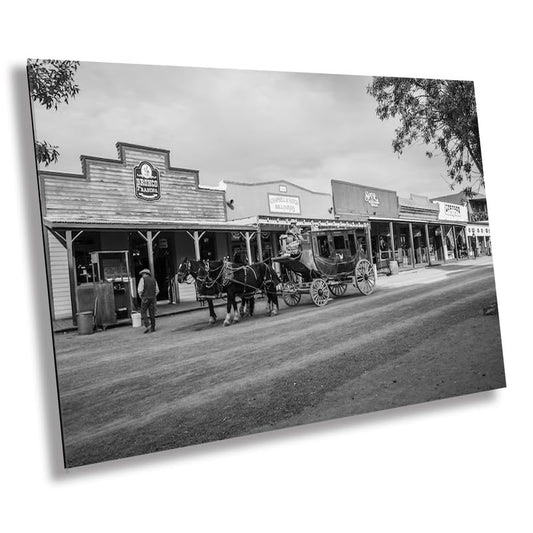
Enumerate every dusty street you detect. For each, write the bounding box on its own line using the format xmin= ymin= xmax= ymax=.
xmin=54 ymin=258 xmax=505 ymax=467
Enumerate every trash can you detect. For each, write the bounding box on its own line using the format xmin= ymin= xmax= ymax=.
xmin=131 ymin=312 xmax=142 ymax=328
xmin=388 ymin=260 xmax=399 ymax=275
xmin=77 ymin=311 xmax=94 ymax=335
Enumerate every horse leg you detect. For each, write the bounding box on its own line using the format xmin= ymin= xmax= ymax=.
xmin=265 ymin=293 xmax=272 ymax=316
xmin=239 ymin=297 xmax=246 ymax=318
xmin=249 ymin=296 xmax=255 ymax=316
xmin=271 ymin=294 xmax=279 ymax=316
xmin=268 ymin=284 xmax=279 ymax=316
xmin=208 ymin=299 xmax=216 ymax=324
xmin=224 ymin=290 xmax=233 ymax=326
xmin=233 ymin=295 xmax=241 ymax=323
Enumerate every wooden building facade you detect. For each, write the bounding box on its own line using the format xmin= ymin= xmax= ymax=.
xmin=331 ymin=181 xmax=471 ymax=270
xmin=39 ymin=142 xmax=255 ymax=323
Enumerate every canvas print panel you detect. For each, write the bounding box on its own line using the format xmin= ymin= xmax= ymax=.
xmin=27 ymin=60 xmax=505 ymax=467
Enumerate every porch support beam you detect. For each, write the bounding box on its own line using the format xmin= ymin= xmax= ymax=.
xmin=256 ymin=228 xmax=263 ymax=262
xmin=408 ymin=223 xmax=416 ymax=269
xmin=452 ymin=225 xmax=458 ymax=260
xmin=190 ymin=231 xmax=203 ymax=260
xmin=441 ymin=225 xmax=447 ymax=263
xmin=244 ymin=231 xmax=253 ymax=264
xmin=424 ymin=224 xmax=432 ymax=266
xmin=389 ymin=221 xmax=395 ymax=260
xmin=146 ymin=230 xmax=155 ymax=275
xmin=66 ymin=230 xmax=78 ymax=326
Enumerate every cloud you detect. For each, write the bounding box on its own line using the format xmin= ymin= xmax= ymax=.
xmin=31 ymin=61 xmax=459 ymax=198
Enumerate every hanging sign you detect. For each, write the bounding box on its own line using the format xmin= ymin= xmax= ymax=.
xmin=134 ymin=161 xmax=161 ymax=201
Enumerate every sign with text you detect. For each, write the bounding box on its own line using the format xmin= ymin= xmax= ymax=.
xmin=331 ymin=181 xmax=399 ymax=220
xmin=364 ymin=191 xmax=381 ymax=208
xmin=435 ymin=201 xmax=468 ymax=222
xmin=134 ymin=161 xmax=161 ymax=201
xmin=268 ymin=194 xmax=301 ymax=214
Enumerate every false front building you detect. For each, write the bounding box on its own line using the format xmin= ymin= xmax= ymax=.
xmin=331 ymin=180 xmax=471 ymax=270
xmin=220 ymin=179 xmax=371 ymax=265
xmin=39 ymin=142 xmax=255 ymax=324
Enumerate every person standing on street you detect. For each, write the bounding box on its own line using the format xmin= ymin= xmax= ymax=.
xmin=137 ymin=268 xmax=159 ymax=333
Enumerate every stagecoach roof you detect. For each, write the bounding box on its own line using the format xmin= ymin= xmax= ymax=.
xmin=42 ymin=216 xmax=256 ymax=232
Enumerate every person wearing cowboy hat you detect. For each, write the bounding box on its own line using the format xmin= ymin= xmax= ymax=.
xmin=137 ymin=268 xmax=159 ymax=333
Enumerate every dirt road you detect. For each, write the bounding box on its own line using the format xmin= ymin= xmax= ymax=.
xmin=54 ymin=259 xmax=505 ymax=467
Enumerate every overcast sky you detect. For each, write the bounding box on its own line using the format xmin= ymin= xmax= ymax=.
xmin=31 ymin=61 xmax=467 ymax=199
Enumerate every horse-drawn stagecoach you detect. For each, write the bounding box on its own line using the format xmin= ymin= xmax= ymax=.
xmin=274 ymin=226 xmax=376 ymax=307
xmin=176 ymin=225 xmax=376 ymax=325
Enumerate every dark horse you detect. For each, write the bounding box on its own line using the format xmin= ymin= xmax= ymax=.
xmin=213 ymin=260 xmax=281 ymax=327
xmin=176 ymin=258 xmax=253 ymax=324
xmin=176 ymin=258 xmax=225 ymax=324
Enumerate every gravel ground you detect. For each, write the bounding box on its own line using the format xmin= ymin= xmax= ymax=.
xmin=53 ymin=258 xmax=505 ymax=467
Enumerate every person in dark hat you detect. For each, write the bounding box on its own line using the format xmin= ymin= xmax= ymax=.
xmin=137 ymin=268 xmax=159 ymax=333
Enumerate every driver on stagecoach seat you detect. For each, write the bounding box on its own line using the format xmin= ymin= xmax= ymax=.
xmin=281 ymin=221 xmax=302 ymax=257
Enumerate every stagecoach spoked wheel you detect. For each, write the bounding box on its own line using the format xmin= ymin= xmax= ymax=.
xmin=328 ymin=282 xmax=347 ymax=297
xmin=282 ymin=281 xmax=301 ymax=306
xmin=354 ymin=259 xmax=376 ymax=295
xmin=310 ymin=278 xmax=330 ymax=307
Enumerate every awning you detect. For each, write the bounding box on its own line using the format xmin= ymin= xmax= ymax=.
xmin=369 ymin=216 xmax=467 ymax=226
xmin=43 ymin=216 xmax=256 ymax=232
xmin=231 ymin=215 xmax=368 ymax=230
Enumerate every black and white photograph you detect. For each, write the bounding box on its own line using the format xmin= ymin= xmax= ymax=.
xmin=4 ymin=3 xmax=533 ymax=531
xmin=28 ymin=59 xmax=505 ymax=467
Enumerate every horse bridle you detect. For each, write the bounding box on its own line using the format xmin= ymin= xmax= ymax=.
xmin=178 ymin=259 xmax=195 ymax=284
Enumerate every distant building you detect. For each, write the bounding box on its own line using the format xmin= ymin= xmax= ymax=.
xmin=431 ymin=192 xmax=491 ymax=257
xmin=221 ymin=179 xmax=369 ymax=264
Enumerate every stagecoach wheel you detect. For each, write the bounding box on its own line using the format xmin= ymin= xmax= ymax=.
xmin=310 ymin=278 xmax=330 ymax=307
xmin=354 ymin=259 xmax=376 ymax=295
xmin=328 ymin=282 xmax=347 ymax=297
xmin=282 ymin=281 xmax=301 ymax=306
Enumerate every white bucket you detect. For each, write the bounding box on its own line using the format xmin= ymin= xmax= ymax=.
xmin=131 ymin=312 xmax=142 ymax=328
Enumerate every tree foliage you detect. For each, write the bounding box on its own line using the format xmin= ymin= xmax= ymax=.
xmin=367 ymin=77 xmax=484 ymax=192
xmin=27 ymin=59 xmax=80 ymax=166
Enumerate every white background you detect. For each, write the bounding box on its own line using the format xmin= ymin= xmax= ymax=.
xmin=1 ymin=1 xmax=531 ymax=531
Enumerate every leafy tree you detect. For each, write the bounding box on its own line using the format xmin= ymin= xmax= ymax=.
xmin=27 ymin=59 xmax=80 ymax=166
xmin=367 ymin=77 xmax=484 ymax=192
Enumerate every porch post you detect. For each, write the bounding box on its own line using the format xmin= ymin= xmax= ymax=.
xmin=389 ymin=221 xmax=395 ymax=260
xmin=408 ymin=222 xmax=416 ymax=269
xmin=465 ymin=228 xmax=472 ymax=258
xmin=245 ymin=231 xmax=253 ymax=264
xmin=441 ymin=225 xmax=447 ymax=263
xmin=256 ymin=227 xmax=263 ymax=261
xmin=193 ymin=230 xmax=201 ymax=260
xmin=424 ymin=223 xmax=432 ymax=266
xmin=146 ymin=230 xmax=156 ymax=274
xmin=365 ymin=223 xmax=373 ymax=263
xmin=272 ymin=231 xmax=279 ymax=257
xmin=66 ymin=230 xmax=78 ymax=326
xmin=452 ymin=226 xmax=458 ymax=260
